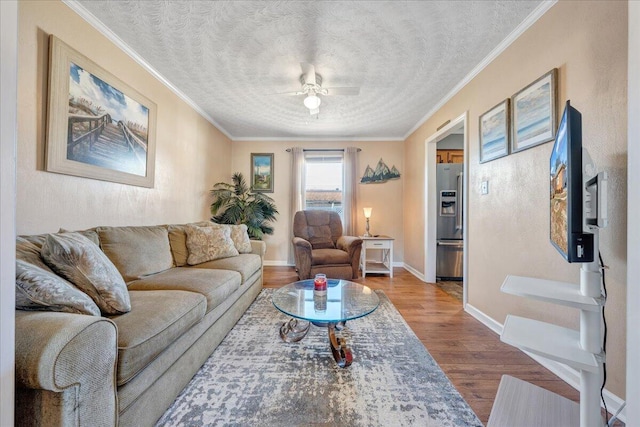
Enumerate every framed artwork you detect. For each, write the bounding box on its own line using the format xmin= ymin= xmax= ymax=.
xmin=511 ymin=68 xmax=558 ymax=154
xmin=250 ymin=153 xmax=274 ymax=192
xmin=46 ymin=35 xmax=157 ymax=188
xmin=479 ymin=99 xmax=510 ymax=163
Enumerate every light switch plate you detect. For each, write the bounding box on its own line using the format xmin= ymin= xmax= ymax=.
xmin=481 ymin=181 xmax=489 ymax=195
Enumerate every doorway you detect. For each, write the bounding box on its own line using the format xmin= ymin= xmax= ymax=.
xmin=424 ymin=113 xmax=468 ymax=306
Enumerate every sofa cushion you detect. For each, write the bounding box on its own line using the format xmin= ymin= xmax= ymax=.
xmin=185 ymin=225 xmax=238 ymax=265
xmin=41 ymin=232 xmax=131 ymax=315
xmin=167 ymin=222 xmax=212 ymax=267
xmin=311 ymin=248 xmax=351 ymax=265
xmin=109 ymin=290 xmax=206 ymax=386
xmin=15 ymin=259 xmax=101 ymax=316
xmin=98 ymin=226 xmax=173 ymax=282
xmin=127 ymin=268 xmax=241 ymax=313
xmin=192 ymin=253 xmax=262 ymax=283
xmin=210 ymin=224 xmax=253 ymax=253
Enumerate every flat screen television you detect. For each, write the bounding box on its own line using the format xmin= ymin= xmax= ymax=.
xmin=549 ymin=100 xmax=594 ymax=263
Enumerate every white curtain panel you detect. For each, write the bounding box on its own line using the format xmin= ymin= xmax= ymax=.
xmin=288 ymin=147 xmax=305 ymax=265
xmin=342 ymin=147 xmax=359 ymax=236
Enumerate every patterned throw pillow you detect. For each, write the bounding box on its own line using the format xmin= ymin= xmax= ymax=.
xmin=41 ymin=232 xmax=131 ymax=315
xmin=185 ymin=225 xmax=239 ymax=265
xmin=15 ymin=259 xmax=101 ymax=316
xmin=211 ymin=224 xmax=253 ymax=253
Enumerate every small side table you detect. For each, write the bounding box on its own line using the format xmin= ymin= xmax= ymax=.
xmin=360 ymin=236 xmax=394 ymax=278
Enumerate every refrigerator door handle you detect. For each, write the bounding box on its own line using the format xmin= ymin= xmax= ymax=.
xmin=455 ymin=172 xmax=463 ymax=231
xmin=437 ymin=241 xmax=463 ymax=247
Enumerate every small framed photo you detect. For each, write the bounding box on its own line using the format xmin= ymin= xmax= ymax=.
xmin=511 ymin=68 xmax=558 ymax=153
xmin=250 ymin=153 xmax=274 ymax=192
xmin=479 ymin=99 xmax=510 ymax=163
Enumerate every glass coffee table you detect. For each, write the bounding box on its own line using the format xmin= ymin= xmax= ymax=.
xmin=272 ymin=279 xmax=379 ymax=368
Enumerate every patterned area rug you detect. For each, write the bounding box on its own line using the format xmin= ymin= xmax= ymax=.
xmin=156 ymin=289 xmax=481 ymax=427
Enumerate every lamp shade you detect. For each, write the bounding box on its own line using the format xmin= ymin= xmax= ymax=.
xmin=363 ymin=207 xmax=372 ymax=218
xmin=303 ymin=94 xmax=321 ymax=110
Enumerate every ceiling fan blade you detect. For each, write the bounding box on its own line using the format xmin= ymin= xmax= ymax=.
xmin=309 ymin=108 xmax=319 ymax=115
xmin=300 ymin=62 xmax=316 ymax=85
xmin=324 ymin=87 xmax=360 ymax=96
xmin=269 ymin=90 xmax=306 ymax=96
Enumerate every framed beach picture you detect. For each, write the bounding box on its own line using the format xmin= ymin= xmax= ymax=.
xmin=479 ymin=99 xmax=510 ymax=163
xmin=46 ymin=35 xmax=157 ymax=188
xmin=511 ymin=68 xmax=558 ymax=154
xmin=250 ymin=153 xmax=274 ymax=192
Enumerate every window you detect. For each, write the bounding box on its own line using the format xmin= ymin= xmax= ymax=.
xmin=304 ymin=152 xmax=344 ymax=219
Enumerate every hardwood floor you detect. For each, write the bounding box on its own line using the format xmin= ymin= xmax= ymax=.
xmin=263 ymin=266 xmax=581 ymax=424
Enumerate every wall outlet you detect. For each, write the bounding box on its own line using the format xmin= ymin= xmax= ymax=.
xmin=481 ymin=181 xmax=489 ymax=195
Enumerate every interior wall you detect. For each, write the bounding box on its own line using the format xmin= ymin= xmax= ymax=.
xmin=403 ymin=1 xmax=627 ymax=398
xmin=0 ymin=1 xmax=17 ymax=424
xmin=230 ymin=140 xmax=404 ymax=264
xmin=627 ymin=0 xmax=639 ymax=420
xmin=17 ymin=0 xmax=232 ymax=235
xmin=436 ymin=134 xmax=464 ymax=150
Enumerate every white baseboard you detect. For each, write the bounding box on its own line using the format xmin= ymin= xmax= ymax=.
xmin=464 ymin=304 xmax=627 ymax=423
xmin=402 ymin=263 xmax=425 ymax=282
xmin=263 ymin=260 xmax=293 ymax=267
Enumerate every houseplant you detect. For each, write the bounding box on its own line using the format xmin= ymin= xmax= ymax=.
xmin=210 ymin=172 xmax=278 ymax=240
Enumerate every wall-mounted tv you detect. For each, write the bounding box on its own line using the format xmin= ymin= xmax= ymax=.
xmin=549 ymin=101 xmax=594 ymax=263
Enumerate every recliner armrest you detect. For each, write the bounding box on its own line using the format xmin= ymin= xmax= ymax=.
xmin=292 ymin=236 xmax=312 ymax=249
xmin=337 ymin=235 xmax=363 ymax=257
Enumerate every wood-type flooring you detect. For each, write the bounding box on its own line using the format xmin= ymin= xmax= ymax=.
xmin=263 ymin=266 xmax=590 ymax=425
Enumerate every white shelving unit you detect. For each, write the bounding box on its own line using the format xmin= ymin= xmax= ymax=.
xmin=360 ymin=236 xmax=394 ymax=278
xmin=489 ymin=270 xmax=605 ymax=427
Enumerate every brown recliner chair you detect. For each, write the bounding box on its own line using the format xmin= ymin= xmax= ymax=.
xmin=292 ymin=210 xmax=363 ymax=280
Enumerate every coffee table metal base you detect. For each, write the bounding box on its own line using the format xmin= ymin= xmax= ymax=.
xmin=279 ymin=319 xmax=353 ymax=368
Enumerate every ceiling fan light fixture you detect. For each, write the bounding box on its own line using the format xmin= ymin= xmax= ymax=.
xmin=303 ymin=94 xmax=321 ymax=110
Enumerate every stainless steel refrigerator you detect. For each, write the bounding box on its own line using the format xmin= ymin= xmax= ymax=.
xmin=436 ymin=163 xmax=463 ymax=279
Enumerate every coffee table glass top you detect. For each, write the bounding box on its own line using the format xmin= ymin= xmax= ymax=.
xmin=272 ymin=279 xmax=379 ymax=323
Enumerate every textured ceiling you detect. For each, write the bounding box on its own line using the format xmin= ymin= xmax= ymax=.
xmin=72 ymin=1 xmax=544 ymax=140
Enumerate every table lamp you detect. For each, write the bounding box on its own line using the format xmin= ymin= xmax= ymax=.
xmin=363 ymin=207 xmax=372 ymax=237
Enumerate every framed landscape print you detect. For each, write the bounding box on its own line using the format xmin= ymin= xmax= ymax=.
xmin=511 ymin=68 xmax=558 ymax=154
xmin=479 ymin=99 xmax=510 ymax=163
xmin=250 ymin=153 xmax=274 ymax=192
xmin=46 ymin=35 xmax=157 ymax=188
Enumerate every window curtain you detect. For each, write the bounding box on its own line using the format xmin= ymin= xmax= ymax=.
xmin=342 ymin=147 xmax=359 ymax=235
xmin=289 ymin=147 xmax=306 ymax=265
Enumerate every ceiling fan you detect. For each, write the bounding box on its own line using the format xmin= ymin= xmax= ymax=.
xmin=279 ymin=63 xmax=360 ymax=115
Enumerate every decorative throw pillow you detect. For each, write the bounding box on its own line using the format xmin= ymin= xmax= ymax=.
xmin=41 ymin=232 xmax=131 ymax=315
xmin=211 ymin=223 xmax=252 ymax=253
xmin=15 ymin=259 xmax=101 ymax=316
xmin=185 ymin=225 xmax=239 ymax=265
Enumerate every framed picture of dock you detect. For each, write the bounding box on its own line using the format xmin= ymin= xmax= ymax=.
xmin=511 ymin=68 xmax=557 ymax=154
xmin=250 ymin=153 xmax=274 ymax=192
xmin=479 ymin=99 xmax=510 ymax=163
xmin=46 ymin=35 xmax=157 ymax=187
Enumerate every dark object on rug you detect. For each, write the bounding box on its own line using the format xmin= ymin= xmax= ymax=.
xmin=157 ymin=289 xmax=481 ymax=427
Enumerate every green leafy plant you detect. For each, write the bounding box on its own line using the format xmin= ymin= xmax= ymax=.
xmin=210 ymin=172 xmax=279 ymax=240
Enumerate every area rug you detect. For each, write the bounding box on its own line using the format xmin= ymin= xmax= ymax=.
xmin=156 ymin=289 xmax=481 ymax=427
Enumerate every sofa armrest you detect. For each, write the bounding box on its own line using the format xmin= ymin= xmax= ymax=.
xmin=292 ymin=237 xmax=313 ymax=279
xmin=337 ymin=236 xmax=363 ymax=278
xmin=15 ymin=311 xmax=118 ymax=427
xmin=250 ymin=240 xmax=266 ymax=258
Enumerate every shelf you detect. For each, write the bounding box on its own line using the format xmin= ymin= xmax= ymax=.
xmin=501 ymin=275 xmax=602 ymax=311
xmin=501 ymin=315 xmax=600 ymax=372
xmin=362 ymin=261 xmax=390 ymax=273
xmin=487 ymin=375 xmax=579 ymax=427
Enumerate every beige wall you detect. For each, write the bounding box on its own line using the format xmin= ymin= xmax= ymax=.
xmin=17 ymin=1 xmax=232 ymax=235
xmin=404 ymin=1 xmax=627 ymax=397
xmin=231 ymin=140 xmax=404 ymax=264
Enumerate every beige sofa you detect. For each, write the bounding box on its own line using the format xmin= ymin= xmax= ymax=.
xmin=14 ymin=223 xmax=265 ymax=427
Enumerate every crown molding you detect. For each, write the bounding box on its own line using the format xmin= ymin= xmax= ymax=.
xmin=233 ymin=136 xmax=404 ymax=142
xmin=403 ymin=0 xmax=557 ymax=140
xmin=62 ymin=0 xmax=234 ymax=141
